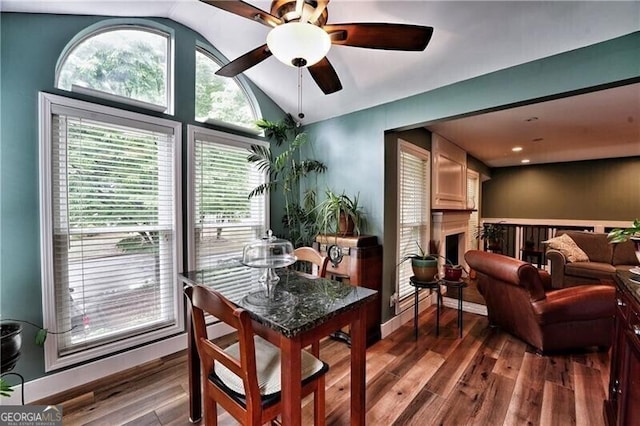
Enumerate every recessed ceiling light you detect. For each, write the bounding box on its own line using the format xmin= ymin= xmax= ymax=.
xmin=521 ymin=159 xmax=530 ymax=164
xmin=525 ymin=117 xmax=539 ymax=122
xmin=512 ymin=146 xmax=523 ymax=152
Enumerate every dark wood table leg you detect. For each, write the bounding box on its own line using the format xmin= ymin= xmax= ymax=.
xmin=350 ymin=311 xmax=367 ymax=426
xmin=186 ymin=300 xmax=202 ymax=423
xmin=280 ymin=336 xmax=303 ymax=425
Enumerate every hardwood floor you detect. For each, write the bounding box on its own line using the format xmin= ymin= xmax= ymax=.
xmin=47 ymin=305 xmax=610 ymax=425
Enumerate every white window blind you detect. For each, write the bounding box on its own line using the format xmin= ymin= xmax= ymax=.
xmin=467 ymin=170 xmax=480 ymax=251
xmin=40 ymin=93 xmax=182 ymax=370
xmin=188 ymin=127 xmax=267 ymax=303
xmin=396 ymin=142 xmax=431 ymax=308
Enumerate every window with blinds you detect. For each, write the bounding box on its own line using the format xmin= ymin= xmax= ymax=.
xmin=188 ymin=126 xmax=268 ymax=303
xmin=39 ymin=93 xmax=182 ymax=371
xmin=467 ymin=170 xmax=480 ymax=251
xmin=396 ymin=141 xmax=431 ymax=310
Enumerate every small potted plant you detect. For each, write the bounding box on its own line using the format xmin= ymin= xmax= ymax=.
xmin=1 ymin=319 xmax=74 ymax=398
xmin=475 ymin=222 xmax=506 ymax=251
xmin=608 ymin=218 xmax=640 ymax=263
xmin=316 ymin=190 xmax=367 ymax=236
xmin=399 ymin=241 xmax=442 ymax=282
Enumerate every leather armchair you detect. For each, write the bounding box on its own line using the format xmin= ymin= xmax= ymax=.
xmin=465 ymin=250 xmax=615 ymax=354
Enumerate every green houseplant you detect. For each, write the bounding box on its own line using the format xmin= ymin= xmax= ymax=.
xmin=1 ymin=319 xmax=74 ymax=398
xmin=316 ymin=190 xmax=367 ymax=237
xmin=247 ymin=114 xmax=327 ymax=247
xmin=399 ymin=241 xmax=448 ymax=282
xmin=475 ymin=222 xmax=506 ymax=250
xmin=608 ymin=218 xmax=640 ymax=263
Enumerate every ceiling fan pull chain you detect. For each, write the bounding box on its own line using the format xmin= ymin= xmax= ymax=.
xmin=297 ymin=67 xmax=304 ymax=123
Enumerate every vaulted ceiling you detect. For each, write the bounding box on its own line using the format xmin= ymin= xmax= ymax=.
xmin=3 ymin=1 xmax=639 ymax=166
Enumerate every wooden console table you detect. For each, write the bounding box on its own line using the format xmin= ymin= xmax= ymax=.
xmin=603 ymin=270 xmax=640 ymax=425
xmin=313 ymin=234 xmax=382 ymax=345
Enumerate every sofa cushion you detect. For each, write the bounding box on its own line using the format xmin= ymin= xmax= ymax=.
xmin=558 ymin=231 xmax=612 ymax=263
xmin=544 ymin=234 xmax=589 ymax=262
xmin=612 ymin=239 xmax=640 ymax=266
xmin=564 ymin=261 xmax=616 ymax=280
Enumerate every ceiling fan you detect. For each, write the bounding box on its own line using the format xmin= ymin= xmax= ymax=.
xmin=202 ymin=0 xmax=434 ymax=95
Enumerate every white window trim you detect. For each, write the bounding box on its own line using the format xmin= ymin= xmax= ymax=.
xmin=39 ymin=92 xmax=183 ymax=371
xmin=467 ymin=169 xmax=480 ymax=251
xmin=395 ymin=140 xmax=431 ymax=315
xmin=186 ymin=125 xmax=269 ymax=272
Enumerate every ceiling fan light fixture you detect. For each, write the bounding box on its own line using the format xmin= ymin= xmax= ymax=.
xmin=267 ymin=22 xmax=331 ymax=68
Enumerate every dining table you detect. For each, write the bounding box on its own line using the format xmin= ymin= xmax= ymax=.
xmin=179 ymin=262 xmax=378 ymax=425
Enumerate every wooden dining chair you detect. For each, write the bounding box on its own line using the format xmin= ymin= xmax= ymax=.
xmin=185 ymin=285 xmax=329 ymax=426
xmin=293 ymin=246 xmax=330 ymax=356
xmin=293 ymin=246 xmax=329 ymax=278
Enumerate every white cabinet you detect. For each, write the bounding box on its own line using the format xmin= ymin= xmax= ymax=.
xmin=432 ymin=134 xmax=467 ymax=209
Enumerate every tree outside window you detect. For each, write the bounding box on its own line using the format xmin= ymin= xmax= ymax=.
xmin=195 ymin=49 xmax=258 ymax=130
xmin=57 ymin=27 xmax=169 ymax=108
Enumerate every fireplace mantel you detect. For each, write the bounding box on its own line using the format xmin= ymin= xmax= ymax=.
xmin=432 ymin=210 xmax=473 ymax=269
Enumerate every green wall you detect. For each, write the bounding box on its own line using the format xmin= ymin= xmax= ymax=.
xmin=482 ymin=157 xmax=640 ymax=220
xmin=303 ymin=31 xmax=640 ymax=322
xmin=0 ymin=12 xmax=285 ymax=382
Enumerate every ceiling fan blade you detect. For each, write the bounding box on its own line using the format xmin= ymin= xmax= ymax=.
xmin=215 ymin=44 xmax=272 ymax=77
xmin=200 ymin=0 xmax=281 ymax=27
xmin=305 ymin=0 xmax=329 ymax=25
xmin=308 ymin=57 xmax=342 ymax=95
xmin=323 ymin=23 xmax=434 ymax=51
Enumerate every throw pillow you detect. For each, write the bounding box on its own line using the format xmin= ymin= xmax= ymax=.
xmin=544 ymin=234 xmax=590 ymax=262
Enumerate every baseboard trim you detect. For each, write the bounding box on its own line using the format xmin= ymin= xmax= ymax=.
xmin=1 ymin=322 xmax=232 ymax=405
xmin=442 ymin=296 xmax=488 ymax=316
xmin=381 ymin=293 xmax=436 ymax=339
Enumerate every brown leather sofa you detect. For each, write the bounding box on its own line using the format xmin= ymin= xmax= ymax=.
xmin=465 ymin=250 xmax=615 ymax=354
xmin=546 ymin=230 xmax=639 ymax=289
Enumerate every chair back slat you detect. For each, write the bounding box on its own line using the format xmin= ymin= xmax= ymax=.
xmin=294 ymin=246 xmax=329 ymax=278
xmin=185 ymin=286 xmax=261 ymax=407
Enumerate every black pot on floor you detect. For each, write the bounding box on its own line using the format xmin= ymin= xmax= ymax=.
xmin=1 ymin=322 xmax=22 ymax=373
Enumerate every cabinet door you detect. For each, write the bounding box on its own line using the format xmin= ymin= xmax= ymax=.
xmin=619 ymin=311 xmax=640 ymax=425
xmin=608 ymin=291 xmax=629 ymax=421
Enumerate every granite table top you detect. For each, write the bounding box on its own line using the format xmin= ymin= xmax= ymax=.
xmin=180 ymin=265 xmax=377 ymax=339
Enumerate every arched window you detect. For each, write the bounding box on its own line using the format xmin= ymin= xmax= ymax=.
xmin=195 ymin=47 xmax=259 ymax=132
xmin=56 ymin=24 xmax=172 ymax=113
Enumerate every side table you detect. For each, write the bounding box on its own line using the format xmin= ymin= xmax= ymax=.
xmin=441 ymin=279 xmax=468 ymax=338
xmin=521 ymin=247 xmax=544 ymax=268
xmin=409 ymin=276 xmax=442 ymax=339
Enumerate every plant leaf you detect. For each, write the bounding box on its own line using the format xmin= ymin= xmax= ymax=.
xmin=35 ymin=328 xmax=48 ymax=345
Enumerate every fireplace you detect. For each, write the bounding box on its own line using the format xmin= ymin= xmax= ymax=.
xmin=432 ymin=210 xmax=473 ymax=271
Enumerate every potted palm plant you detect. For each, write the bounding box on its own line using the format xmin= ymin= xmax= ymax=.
xmin=608 ymin=218 xmax=640 ymax=263
xmin=316 ymin=190 xmax=367 ymax=237
xmin=247 ymin=114 xmax=327 ymax=247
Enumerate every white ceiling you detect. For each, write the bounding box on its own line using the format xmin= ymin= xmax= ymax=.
xmin=3 ymin=0 xmax=640 ymax=167
xmin=427 ymin=83 xmax=640 ymax=167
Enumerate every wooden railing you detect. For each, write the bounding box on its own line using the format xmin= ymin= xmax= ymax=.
xmin=478 ymin=218 xmax=632 ymax=268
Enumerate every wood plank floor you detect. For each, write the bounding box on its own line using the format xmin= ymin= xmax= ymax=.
xmin=48 ymin=305 xmax=610 ymax=425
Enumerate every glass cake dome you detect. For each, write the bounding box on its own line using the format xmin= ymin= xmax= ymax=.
xmin=241 ymin=230 xmax=296 ymax=303
xmin=242 ymin=230 xmax=296 ymax=268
